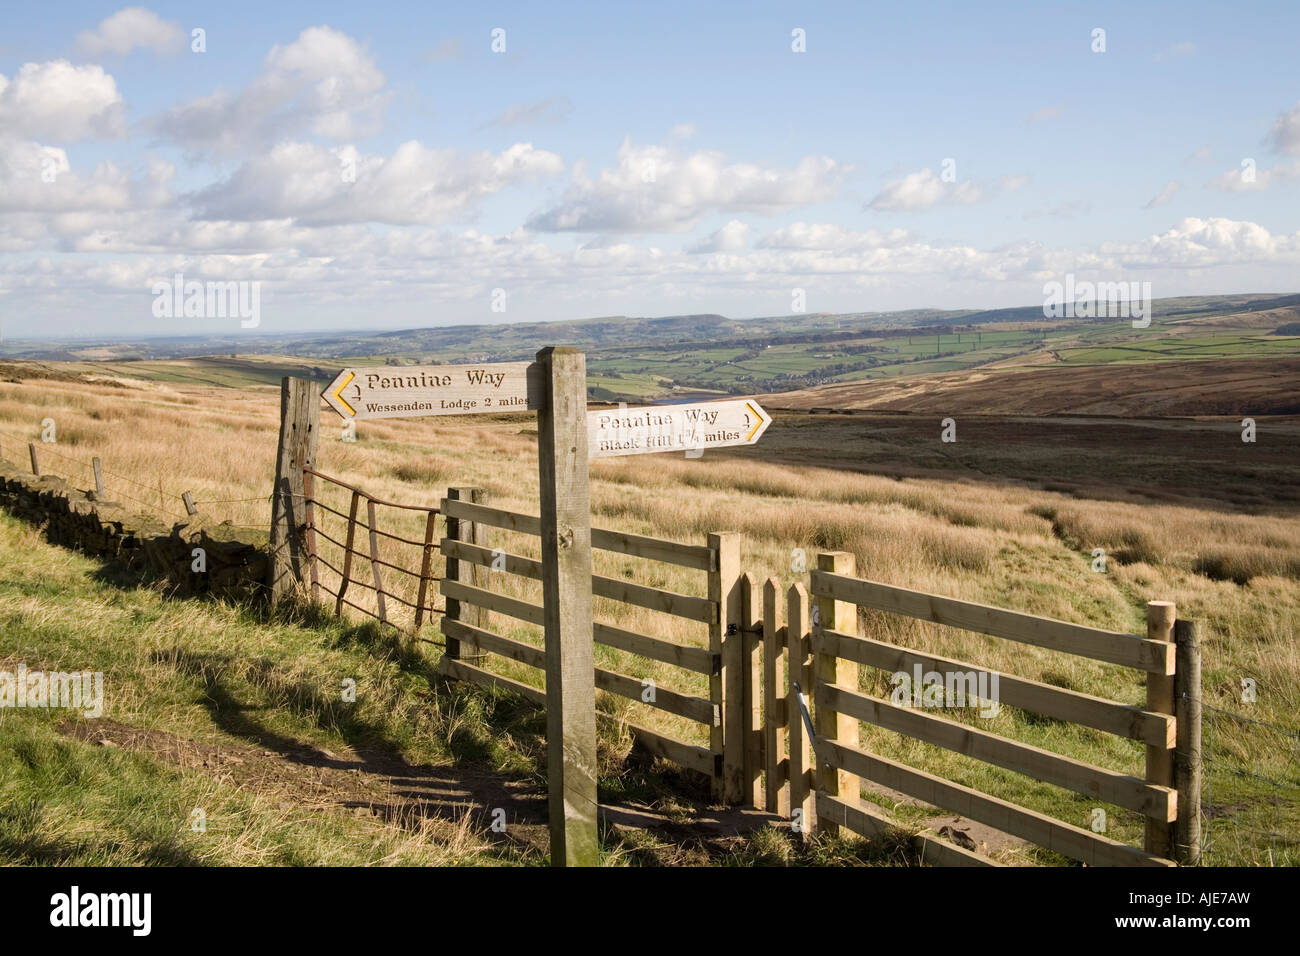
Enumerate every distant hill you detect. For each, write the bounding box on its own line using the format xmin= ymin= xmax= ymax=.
xmin=763 ymin=355 xmax=1300 ymax=417
xmin=7 ymin=292 xmax=1297 ymax=364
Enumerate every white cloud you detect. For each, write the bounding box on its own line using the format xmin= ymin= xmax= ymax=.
xmin=758 ymin=222 xmax=911 ymax=250
xmin=191 ymin=140 xmax=563 ymax=226
xmin=0 ymin=61 xmax=126 ymax=141
xmin=1100 ymin=217 xmax=1300 ymax=267
xmin=151 ymin=26 xmax=388 ymax=156
xmin=1267 ymin=103 xmax=1300 ymax=156
xmin=1144 ymin=181 xmax=1180 ymax=208
xmin=75 ymin=7 xmax=185 ymax=57
xmin=866 ymin=168 xmax=1026 ymax=212
xmin=526 ymin=138 xmax=845 ymax=233
xmin=689 ymin=219 xmax=750 ymax=253
xmin=1208 ymin=161 xmax=1300 ymax=192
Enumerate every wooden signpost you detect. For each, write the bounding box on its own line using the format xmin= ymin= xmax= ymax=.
xmin=317 ymin=352 xmax=772 ymax=866
xmin=588 ymin=399 xmax=771 ymax=458
xmin=322 ymin=362 xmax=541 ymax=420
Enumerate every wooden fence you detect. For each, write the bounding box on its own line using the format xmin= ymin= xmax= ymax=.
xmin=293 ymin=466 xmax=1203 ymax=864
xmin=435 ymin=488 xmax=758 ymax=802
xmin=758 ymin=550 xmax=1201 ymax=867
xmin=302 ymin=467 xmax=445 ymax=634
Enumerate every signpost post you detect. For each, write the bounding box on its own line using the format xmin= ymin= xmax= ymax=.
xmin=535 ymin=347 xmax=599 ymax=867
xmin=319 ymin=353 xmax=772 ymax=866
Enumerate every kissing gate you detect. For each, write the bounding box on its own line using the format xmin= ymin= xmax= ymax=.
xmin=268 ymin=347 xmax=1202 ymax=868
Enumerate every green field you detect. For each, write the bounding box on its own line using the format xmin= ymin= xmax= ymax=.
xmin=19 ymin=306 xmax=1299 ymax=404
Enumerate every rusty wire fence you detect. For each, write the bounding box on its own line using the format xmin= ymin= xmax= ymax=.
xmin=302 ymin=467 xmax=444 ymax=636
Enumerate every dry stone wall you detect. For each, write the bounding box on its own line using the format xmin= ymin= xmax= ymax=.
xmin=0 ymin=456 xmax=268 ymax=600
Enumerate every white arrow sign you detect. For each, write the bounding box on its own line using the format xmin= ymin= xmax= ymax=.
xmin=587 ymin=399 xmax=772 ymax=458
xmin=322 ymin=362 xmax=541 ymax=420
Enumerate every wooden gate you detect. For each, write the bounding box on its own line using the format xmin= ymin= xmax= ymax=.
xmin=760 ymin=550 xmax=1202 ymax=866
xmin=301 ymin=467 xmax=445 ymax=634
xmin=434 ymin=487 xmax=759 ymax=802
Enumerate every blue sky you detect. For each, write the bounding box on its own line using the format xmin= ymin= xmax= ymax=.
xmin=1 ymin=1 xmax=1298 ymax=339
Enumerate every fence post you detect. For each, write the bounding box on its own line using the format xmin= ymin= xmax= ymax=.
xmin=741 ymin=571 xmax=763 ymax=808
xmin=787 ymin=583 xmax=812 ymax=840
xmin=182 ymin=491 xmax=198 ymax=516
xmin=763 ymin=577 xmax=788 ymax=815
xmin=28 ymin=443 xmax=39 ymax=476
xmin=268 ymin=376 xmax=320 ymax=602
xmin=815 ymin=551 xmax=859 ymax=835
xmin=443 ymin=486 xmax=487 ymax=661
xmin=535 ymin=346 xmax=599 ymax=867
xmin=92 ymin=457 xmax=104 ymax=497
xmin=302 ymin=471 xmax=320 ymax=605
xmin=1144 ymin=600 xmax=1177 ymax=858
xmin=334 ymin=491 xmax=361 ymax=618
xmin=708 ymin=531 xmax=743 ymax=804
xmin=1174 ymin=619 xmax=1202 ymax=865
xmin=366 ymin=499 xmax=388 ymax=625
xmin=414 ymin=509 xmax=439 ymax=631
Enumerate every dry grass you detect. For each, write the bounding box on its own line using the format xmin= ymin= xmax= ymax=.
xmin=1 ymin=371 xmax=1297 ymax=864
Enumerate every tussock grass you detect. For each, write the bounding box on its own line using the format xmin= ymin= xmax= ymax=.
xmin=1 ymin=372 xmax=1297 ymax=864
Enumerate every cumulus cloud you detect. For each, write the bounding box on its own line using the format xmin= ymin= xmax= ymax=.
xmin=75 ymin=7 xmax=185 ymax=57
xmin=866 ymin=168 xmax=1026 ymax=212
xmin=191 ymin=140 xmax=563 ymax=226
xmin=0 ymin=61 xmax=126 ymax=141
xmin=1267 ymin=103 xmax=1300 ymax=156
xmin=150 ymin=26 xmax=388 ymax=156
xmin=758 ymin=222 xmax=911 ymax=250
xmin=526 ymin=138 xmax=845 ymax=233
xmin=689 ymin=219 xmax=750 ymax=253
xmin=1208 ymin=161 xmax=1300 ymax=192
xmin=1100 ymin=217 xmax=1300 ymax=267
xmin=1144 ymin=181 xmax=1180 ymax=208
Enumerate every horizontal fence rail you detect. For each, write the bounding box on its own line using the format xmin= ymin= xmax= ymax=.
xmin=770 ymin=554 xmax=1201 ymax=866
xmin=436 ymin=490 xmax=734 ymax=796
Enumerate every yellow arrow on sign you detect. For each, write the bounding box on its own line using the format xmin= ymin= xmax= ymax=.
xmin=331 ymin=370 xmax=357 ymax=417
xmin=744 ymin=401 xmax=767 ymax=443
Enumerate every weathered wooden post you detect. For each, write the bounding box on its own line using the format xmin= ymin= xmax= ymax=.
xmin=708 ymin=531 xmax=743 ymax=803
xmin=1174 ymin=619 xmax=1202 ymax=865
xmin=815 ymin=550 xmax=859 ymax=836
xmin=443 ymin=486 xmax=489 ymax=660
xmin=535 ymin=346 xmax=599 ymax=867
xmin=763 ymin=577 xmax=788 ymax=815
xmin=787 ymin=583 xmax=812 ymax=839
xmin=182 ymin=491 xmax=198 ymax=516
xmin=28 ymin=443 xmax=39 ymax=476
xmin=1144 ymin=600 xmax=1176 ymax=858
xmin=741 ymin=572 xmax=763 ymax=807
xmin=268 ymin=376 xmax=320 ymax=603
xmin=92 ymin=457 xmax=104 ymax=497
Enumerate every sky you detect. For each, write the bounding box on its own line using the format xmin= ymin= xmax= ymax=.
xmin=1 ymin=0 xmax=1298 ymax=340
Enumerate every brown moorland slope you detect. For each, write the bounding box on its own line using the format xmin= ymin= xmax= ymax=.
xmin=762 ymin=355 xmax=1300 ymax=417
